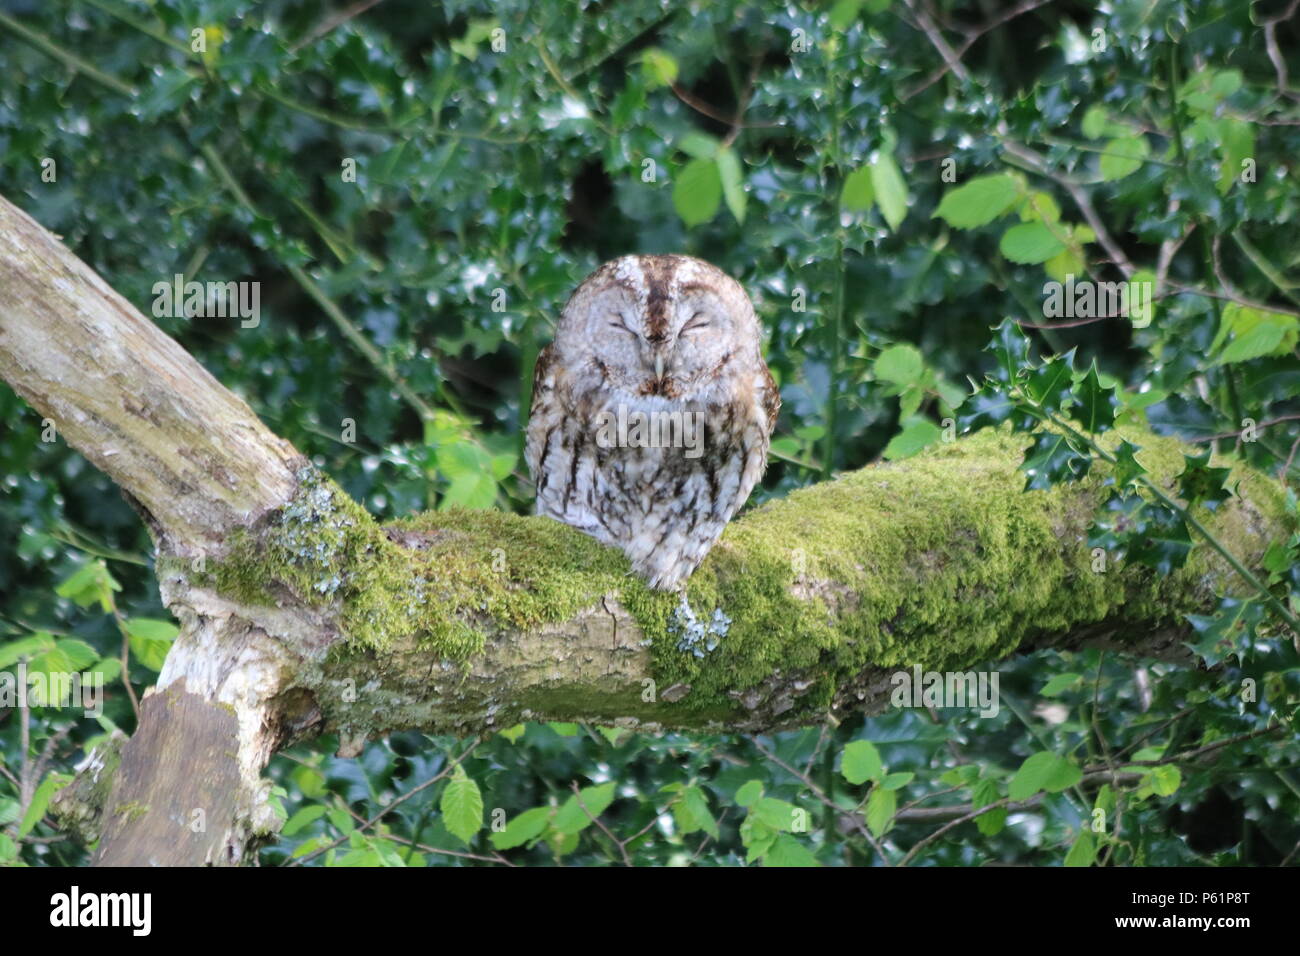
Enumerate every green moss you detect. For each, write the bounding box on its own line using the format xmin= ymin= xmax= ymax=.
xmin=198 ymin=430 xmax=1291 ymax=725
xmin=206 ymin=465 xmax=676 ymax=661
xmin=645 ymin=427 xmax=1294 ymax=718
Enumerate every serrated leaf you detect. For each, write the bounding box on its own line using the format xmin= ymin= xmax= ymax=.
xmin=0 ymin=633 xmax=56 ymax=670
xmin=763 ymin=833 xmax=820 ymax=866
xmin=1069 ymin=361 xmax=1117 ymax=433
xmin=126 ymin=618 xmax=178 ymax=671
xmin=441 ymin=766 xmax=484 ymax=844
xmin=753 ymin=797 xmax=798 ymax=831
xmin=1021 ymin=431 xmax=1091 ymax=490
xmin=874 ymin=344 xmax=924 ymax=385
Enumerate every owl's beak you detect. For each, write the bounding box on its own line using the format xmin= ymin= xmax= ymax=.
xmin=654 ymin=352 xmax=666 ymax=380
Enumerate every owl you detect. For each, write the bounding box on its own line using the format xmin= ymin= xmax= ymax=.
xmin=526 ymin=254 xmax=780 ymax=590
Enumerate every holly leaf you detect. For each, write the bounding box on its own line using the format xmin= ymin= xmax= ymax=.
xmin=1176 ymin=450 xmax=1234 ymax=511
xmin=1069 ymin=361 xmax=1117 ymax=433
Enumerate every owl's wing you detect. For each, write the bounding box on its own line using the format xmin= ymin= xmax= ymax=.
xmin=524 ymin=343 xmax=559 ymax=482
xmin=759 ymin=361 xmax=781 ymax=435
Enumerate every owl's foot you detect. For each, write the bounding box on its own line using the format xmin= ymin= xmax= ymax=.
xmin=668 ymin=593 xmax=732 ymax=658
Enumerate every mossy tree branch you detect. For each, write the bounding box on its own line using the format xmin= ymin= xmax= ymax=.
xmin=0 ymin=193 xmax=1291 ymax=865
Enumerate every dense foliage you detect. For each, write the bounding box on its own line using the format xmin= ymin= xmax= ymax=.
xmin=1 ymin=0 xmax=1298 ymax=867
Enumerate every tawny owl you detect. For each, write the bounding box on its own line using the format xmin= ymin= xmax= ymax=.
xmin=526 ymin=254 xmax=780 ymax=590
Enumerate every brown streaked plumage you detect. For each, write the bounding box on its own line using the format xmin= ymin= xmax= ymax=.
xmin=525 ymin=254 xmax=780 ymax=590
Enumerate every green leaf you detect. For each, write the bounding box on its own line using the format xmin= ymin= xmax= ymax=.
xmin=1217 ymin=321 xmax=1287 ymax=365
xmin=56 ymin=559 xmax=120 ymax=611
xmin=282 ymin=804 xmax=327 ymax=836
xmin=440 ymin=471 xmax=497 ymax=509
xmin=137 ymin=68 xmax=196 ymax=121
xmin=999 ymin=222 xmax=1066 ymax=264
xmin=753 ymin=797 xmax=799 ymax=831
xmin=497 ymin=723 xmax=526 ymax=742
xmin=840 ymin=165 xmax=875 ymax=212
xmin=841 ymin=740 xmax=883 ymax=784
xmin=879 ymin=771 xmax=914 ymax=791
xmin=1069 ymin=361 xmax=1117 ymax=432
xmin=673 ymin=158 xmax=722 ymax=227
xmin=125 ymin=618 xmax=178 ymax=671
xmin=1081 ymin=105 xmax=1109 ymax=139
xmin=639 ymin=48 xmax=678 ymax=89
xmin=0 ymin=632 xmax=56 ymax=670
xmin=1217 ymin=118 xmax=1254 ymax=194
xmin=441 ymin=766 xmax=484 ymax=844
xmin=716 ymin=145 xmax=746 ymax=224
xmin=874 ymin=344 xmax=924 ymax=385
xmin=1021 ymin=431 xmax=1091 ymax=490
xmin=678 ymin=131 xmax=719 ymax=161
xmin=1212 ymin=303 xmax=1299 ymax=364
xmin=1099 ymin=136 xmax=1149 ymax=181
xmin=934 ymin=173 xmax=1020 ymax=228
xmin=883 ymin=419 xmax=942 ymax=460
xmin=553 ymin=782 xmax=617 ymax=834
xmin=0 ymin=797 xmax=20 ymax=826
xmin=18 ymin=773 xmax=70 ymax=838
xmin=735 ymin=779 xmax=765 ymax=806
xmin=1040 ymin=672 xmax=1082 ymax=696
xmin=976 ymin=806 xmax=1007 ymax=836
xmin=865 ymin=786 xmax=896 ymax=837
xmin=490 ymin=806 xmax=552 ymax=850
xmin=829 ymin=0 xmax=864 ymax=30
xmin=672 ymin=784 xmax=718 ymax=838
xmin=1008 ymin=752 xmax=1082 ymax=801
xmin=1176 ymin=450 xmax=1234 ymax=511
xmin=763 ymin=833 xmax=820 ymax=866
xmin=1065 ymin=830 xmax=1096 ymax=867
xmin=1145 ymin=764 xmax=1182 ymax=797
xmin=870 ymin=152 xmax=909 ymax=231
xmin=1112 ymin=439 xmax=1144 ymax=486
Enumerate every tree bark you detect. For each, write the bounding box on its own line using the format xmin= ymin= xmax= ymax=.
xmin=0 ymin=194 xmax=1291 ymax=865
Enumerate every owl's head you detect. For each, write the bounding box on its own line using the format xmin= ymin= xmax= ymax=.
xmin=553 ymin=254 xmax=761 ymax=401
